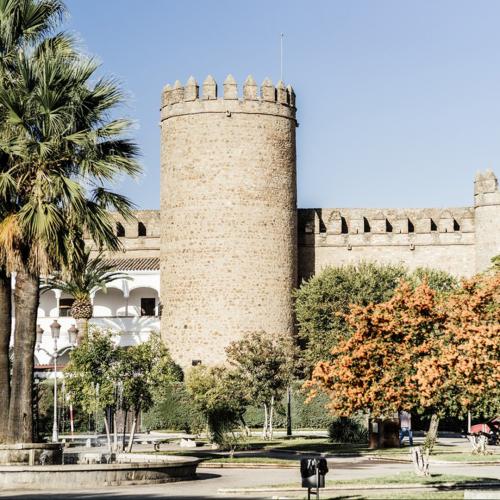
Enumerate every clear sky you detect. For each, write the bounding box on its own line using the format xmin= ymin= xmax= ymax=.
xmin=65 ymin=0 xmax=500 ymax=209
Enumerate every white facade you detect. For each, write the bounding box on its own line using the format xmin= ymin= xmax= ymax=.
xmin=25 ymin=269 xmax=161 ymax=366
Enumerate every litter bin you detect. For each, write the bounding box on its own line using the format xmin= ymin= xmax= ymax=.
xmin=300 ymin=457 xmax=328 ymax=498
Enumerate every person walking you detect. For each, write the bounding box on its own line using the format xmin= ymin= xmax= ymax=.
xmin=399 ymin=410 xmax=413 ymax=447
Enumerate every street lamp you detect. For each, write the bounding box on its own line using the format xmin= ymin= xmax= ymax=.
xmin=36 ymin=321 xmax=78 ymax=443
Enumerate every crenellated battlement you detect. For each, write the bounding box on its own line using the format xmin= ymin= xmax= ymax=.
xmin=160 ymin=75 xmax=296 ymax=122
xmin=298 ymin=207 xmax=475 ymax=241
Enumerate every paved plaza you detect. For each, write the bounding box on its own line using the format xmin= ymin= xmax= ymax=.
xmin=1 ymin=449 xmax=499 ymax=499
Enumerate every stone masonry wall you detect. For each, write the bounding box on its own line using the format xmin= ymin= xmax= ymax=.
xmin=474 ymin=170 xmax=500 ymax=272
xmin=298 ymin=206 xmax=477 ymax=281
xmin=160 ymin=75 xmax=297 ymax=367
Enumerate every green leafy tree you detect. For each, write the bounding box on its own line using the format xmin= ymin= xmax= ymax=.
xmin=294 ymin=263 xmax=407 ymax=369
xmin=42 ymin=250 xmax=130 ymax=342
xmin=118 ymin=333 xmax=182 ymax=452
xmin=407 ymin=267 xmax=458 ymax=293
xmin=65 ymin=328 xmax=119 ymax=451
xmin=295 ymin=263 xmax=457 ymax=371
xmin=0 ymin=6 xmax=140 ymax=442
xmin=226 ymin=331 xmax=298 ymax=440
xmin=186 ymin=365 xmax=249 ymax=448
xmin=66 ymin=329 xmax=181 ymax=453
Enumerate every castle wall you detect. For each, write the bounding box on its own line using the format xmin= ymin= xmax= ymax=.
xmin=298 ymin=207 xmax=476 ymax=281
xmin=160 ymin=75 xmax=297 ymax=367
xmin=99 ymin=210 xmax=161 ymax=258
xmin=474 ymin=171 xmax=500 ymax=272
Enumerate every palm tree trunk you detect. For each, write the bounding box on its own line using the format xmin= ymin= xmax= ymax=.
xmin=0 ymin=268 xmax=12 ymax=443
xmin=75 ymin=318 xmax=89 ymax=345
xmin=7 ymin=269 xmax=39 ymax=443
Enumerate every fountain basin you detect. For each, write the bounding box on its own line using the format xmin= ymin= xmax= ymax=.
xmin=0 ymin=443 xmax=63 ymax=465
xmin=0 ymin=454 xmax=200 ymax=490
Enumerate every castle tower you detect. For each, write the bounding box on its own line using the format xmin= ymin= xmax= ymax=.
xmin=160 ymin=75 xmax=298 ymax=367
xmin=474 ymin=169 xmax=500 ymax=272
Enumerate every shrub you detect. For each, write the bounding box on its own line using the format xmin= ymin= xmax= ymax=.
xmin=328 ymin=416 xmax=368 ymax=444
xmin=142 ymin=383 xmax=205 ymax=434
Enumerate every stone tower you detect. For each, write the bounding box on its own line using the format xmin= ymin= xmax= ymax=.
xmin=474 ymin=169 xmax=500 ymax=272
xmin=160 ymin=75 xmax=298 ymax=367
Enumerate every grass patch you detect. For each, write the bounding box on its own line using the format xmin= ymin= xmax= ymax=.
xmin=274 ymin=473 xmax=499 ymax=489
xmin=323 ymin=491 xmax=464 ymax=499
xmin=326 ymin=472 xmax=499 ymax=486
xmin=369 ymin=444 xmax=500 ymax=462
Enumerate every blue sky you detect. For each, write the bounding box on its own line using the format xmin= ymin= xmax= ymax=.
xmin=65 ymin=0 xmax=500 ymax=209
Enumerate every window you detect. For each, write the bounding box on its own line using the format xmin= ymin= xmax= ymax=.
xmin=59 ymin=298 xmax=74 ymax=317
xmin=138 ymin=222 xmax=147 ymax=237
xmin=140 ymin=298 xmax=156 ymax=316
xmin=341 ymin=217 xmax=348 ymax=234
xmin=116 ymin=222 xmax=125 ymax=237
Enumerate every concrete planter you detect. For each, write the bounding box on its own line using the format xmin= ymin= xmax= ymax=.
xmin=0 ymin=443 xmax=63 ymax=465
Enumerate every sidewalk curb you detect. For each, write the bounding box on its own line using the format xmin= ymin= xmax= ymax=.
xmin=369 ymin=454 xmax=500 ymax=465
xmin=200 ymin=462 xmax=299 ymax=469
xmin=218 ymin=481 xmax=500 ymax=494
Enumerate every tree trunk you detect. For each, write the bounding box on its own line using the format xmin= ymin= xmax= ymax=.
xmin=122 ymin=408 xmax=128 ymax=451
xmin=113 ymin=410 xmax=118 ymax=452
xmin=412 ymin=414 xmax=440 ymax=476
xmin=103 ymin=409 xmax=112 ymax=454
xmin=0 ymin=268 xmax=12 ymax=443
xmin=7 ymin=269 xmax=39 ymax=444
xmin=269 ymin=396 xmax=274 ymax=440
xmin=127 ymin=406 xmax=140 ymax=453
xmin=423 ymin=414 xmax=440 ymax=455
xmin=75 ymin=318 xmax=89 ymax=345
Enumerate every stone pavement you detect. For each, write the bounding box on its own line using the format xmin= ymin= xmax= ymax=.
xmin=1 ymin=457 xmax=499 ymax=499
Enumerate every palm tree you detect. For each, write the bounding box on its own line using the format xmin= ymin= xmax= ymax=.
xmin=0 ymin=0 xmax=68 ymax=444
xmin=43 ymin=251 xmax=130 ymax=342
xmin=0 ymin=20 xmax=140 ymax=443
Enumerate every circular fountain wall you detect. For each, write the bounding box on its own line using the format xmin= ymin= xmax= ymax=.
xmin=0 ymin=453 xmax=201 ymax=490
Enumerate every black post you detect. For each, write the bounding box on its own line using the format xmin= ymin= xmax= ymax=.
xmin=286 ymin=385 xmax=292 ymax=437
xmin=316 ymin=460 xmax=320 ymax=499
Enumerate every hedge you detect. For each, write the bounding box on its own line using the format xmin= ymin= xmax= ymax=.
xmin=142 ymin=381 xmax=333 ymax=432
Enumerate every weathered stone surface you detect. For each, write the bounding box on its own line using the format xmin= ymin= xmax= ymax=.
xmin=0 ymin=454 xmax=200 ymax=489
xmin=159 ymin=81 xmax=298 ymax=369
xmin=0 ymin=443 xmax=63 ymax=466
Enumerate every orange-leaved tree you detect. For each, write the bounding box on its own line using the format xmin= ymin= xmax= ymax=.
xmin=307 ymin=281 xmax=445 ymax=422
xmin=307 ymin=272 xmax=500 ymax=471
xmin=415 ymin=272 xmax=500 ymax=420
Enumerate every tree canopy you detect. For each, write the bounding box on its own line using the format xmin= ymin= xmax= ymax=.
xmin=225 ymin=331 xmax=298 ymax=439
xmin=306 ymin=272 xmax=499 ymax=421
xmin=294 ymin=263 xmax=457 ymax=369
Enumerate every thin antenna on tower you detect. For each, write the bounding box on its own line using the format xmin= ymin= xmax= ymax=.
xmin=280 ymin=32 xmax=284 ymax=81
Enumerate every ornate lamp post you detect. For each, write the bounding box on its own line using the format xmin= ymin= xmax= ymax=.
xmin=36 ymin=321 xmax=78 ymax=443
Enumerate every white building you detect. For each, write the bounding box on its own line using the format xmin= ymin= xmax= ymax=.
xmin=32 ymin=257 xmax=160 ymax=370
